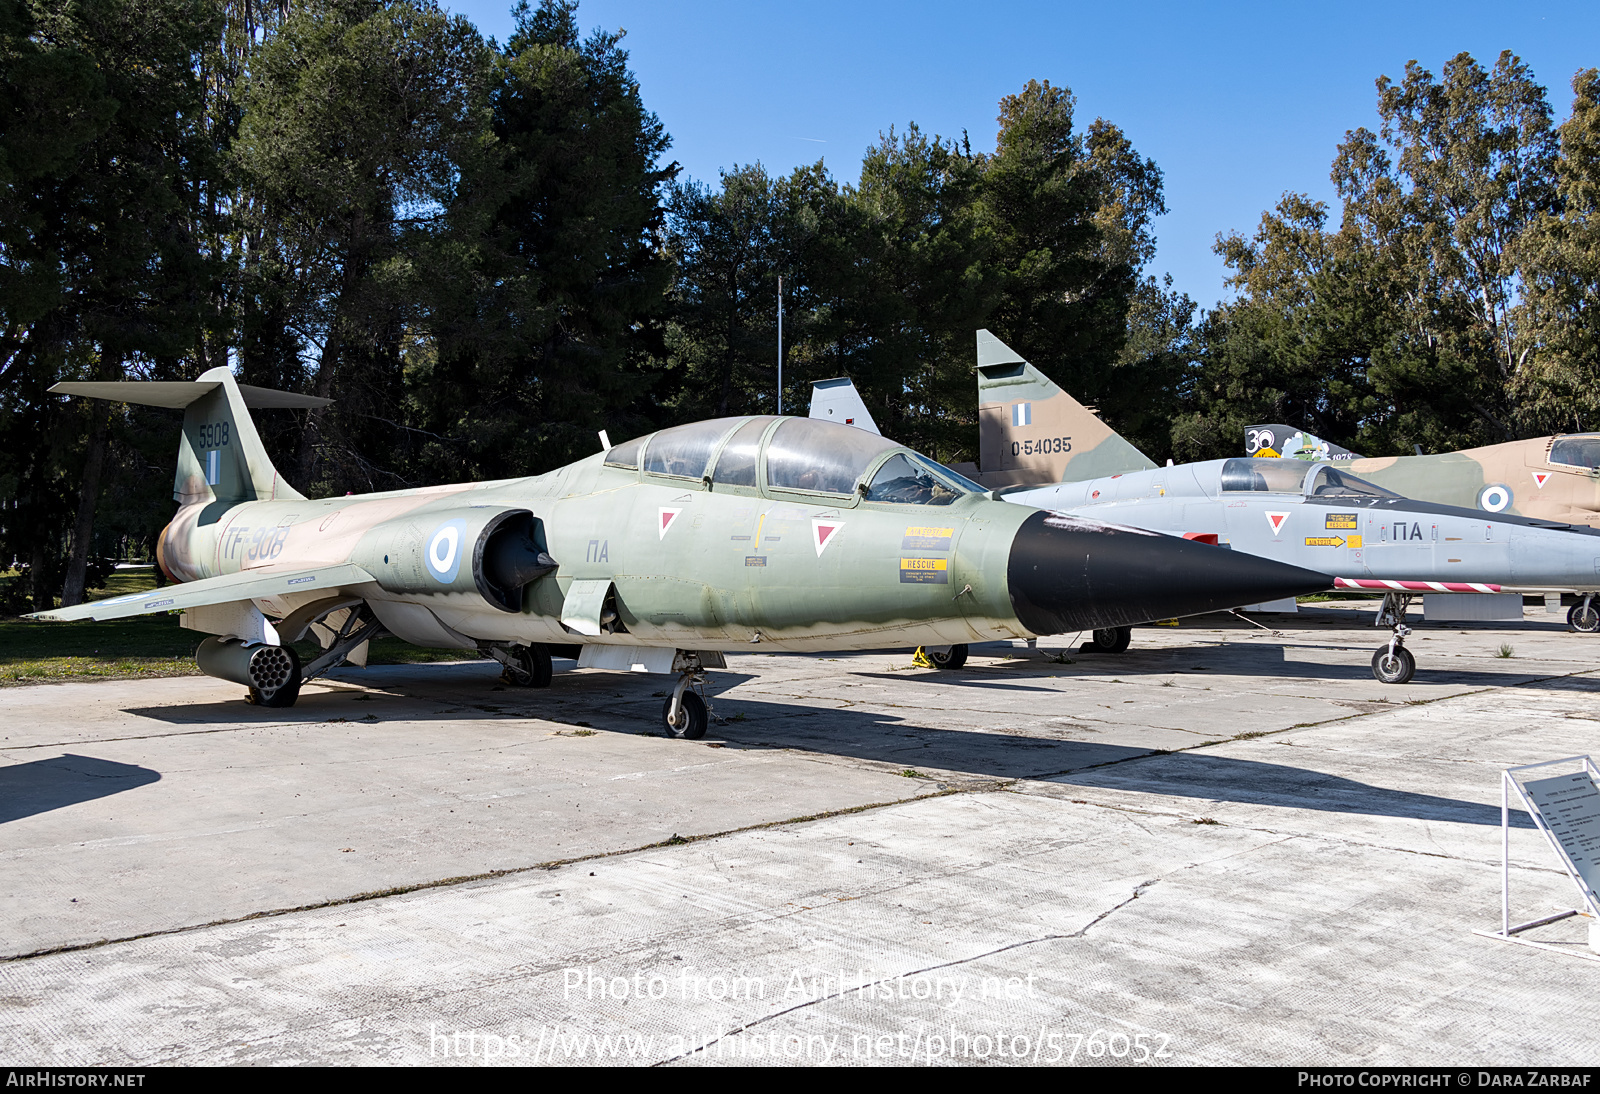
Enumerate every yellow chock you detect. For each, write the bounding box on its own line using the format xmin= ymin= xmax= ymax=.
xmin=911 ymin=646 xmax=936 ymax=668
xmin=1154 ymin=619 xmax=1180 ymax=627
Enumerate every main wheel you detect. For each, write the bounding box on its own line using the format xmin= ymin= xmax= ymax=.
xmin=1090 ymin=626 xmax=1132 ymax=654
xmin=1569 ymin=603 xmax=1600 ymax=633
xmin=1371 ymin=645 xmax=1416 ymax=685
xmin=662 ymin=690 xmax=707 ymax=740
xmin=501 ymin=643 xmax=553 ymax=687
xmin=247 ymin=645 xmax=302 ymax=708
xmin=930 ymin=644 xmax=968 ymax=670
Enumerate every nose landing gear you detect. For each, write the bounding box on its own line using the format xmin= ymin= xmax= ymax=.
xmin=662 ymin=651 xmax=712 ymax=739
xmin=1371 ymin=592 xmax=1416 ymax=685
xmin=1569 ymin=595 xmax=1599 ymax=633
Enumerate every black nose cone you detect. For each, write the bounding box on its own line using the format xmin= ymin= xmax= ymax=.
xmin=1006 ymin=510 xmax=1330 ymax=635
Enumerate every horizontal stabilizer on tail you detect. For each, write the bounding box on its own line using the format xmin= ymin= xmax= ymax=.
xmin=808 ymin=376 xmax=880 ymax=435
xmin=964 ymin=330 xmax=1156 ymax=488
xmin=50 ymin=381 xmax=331 ymax=410
xmin=50 ymin=367 xmax=320 ymax=505
xmin=25 ymin=563 xmax=375 ymax=622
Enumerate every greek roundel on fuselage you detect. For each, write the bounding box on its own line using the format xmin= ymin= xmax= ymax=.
xmin=426 ymin=519 xmax=467 ymax=583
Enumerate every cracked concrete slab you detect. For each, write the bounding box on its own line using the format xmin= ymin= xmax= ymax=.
xmin=3 ymin=607 xmax=1599 ymax=1065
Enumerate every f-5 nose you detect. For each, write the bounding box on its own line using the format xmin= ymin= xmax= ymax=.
xmin=1006 ymin=510 xmax=1331 ymax=635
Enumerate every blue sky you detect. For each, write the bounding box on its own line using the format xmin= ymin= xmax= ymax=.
xmin=444 ymin=0 xmax=1600 ymax=310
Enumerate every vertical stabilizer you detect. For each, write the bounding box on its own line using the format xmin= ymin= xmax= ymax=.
xmin=50 ymin=368 xmax=329 ymax=504
xmin=965 ymin=330 xmax=1156 ymax=488
xmin=808 ymin=376 xmax=881 ymax=435
xmin=1245 ymin=423 xmax=1362 ymax=461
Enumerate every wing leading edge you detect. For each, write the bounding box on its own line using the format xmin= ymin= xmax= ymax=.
xmin=25 ymin=563 xmax=375 ymax=622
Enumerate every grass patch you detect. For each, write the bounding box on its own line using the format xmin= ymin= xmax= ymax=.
xmin=1497 ymin=643 xmax=1515 ymax=659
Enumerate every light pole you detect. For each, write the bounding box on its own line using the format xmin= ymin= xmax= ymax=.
xmin=771 ymin=275 xmax=777 ymax=415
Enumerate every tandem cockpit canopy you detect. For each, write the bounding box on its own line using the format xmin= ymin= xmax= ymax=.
xmin=1218 ymin=458 xmax=1400 ymax=498
xmin=601 ymin=416 xmax=983 ymax=505
xmin=1548 ymin=434 xmax=1600 ymax=470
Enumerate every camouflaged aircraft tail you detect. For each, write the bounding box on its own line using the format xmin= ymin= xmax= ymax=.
xmin=958 ymin=330 xmax=1156 ymax=488
xmin=50 ymin=368 xmax=329 ymax=505
xmin=1244 ymin=423 xmax=1363 ymax=462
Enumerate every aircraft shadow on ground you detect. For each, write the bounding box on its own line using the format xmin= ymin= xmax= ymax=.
xmin=958 ymin=641 xmax=1577 ymax=688
xmin=695 ymin=695 xmax=1534 ymax=829
xmin=109 ymin=659 xmax=1534 ymax=829
xmin=0 ymin=753 xmax=161 ymax=824
xmin=120 ymin=661 xmax=763 ymax=724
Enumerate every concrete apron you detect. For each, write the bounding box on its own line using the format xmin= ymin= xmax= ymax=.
xmin=2 ymin=605 xmax=1598 ymax=1065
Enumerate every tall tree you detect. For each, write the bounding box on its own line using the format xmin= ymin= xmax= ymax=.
xmin=1517 ymin=69 xmax=1600 ymax=432
xmin=1 ymin=0 xmax=223 ymax=607
xmin=417 ymin=0 xmax=677 ymax=478
xmin=236 ymin=0 xmax=489 ymax=494
xmin=1331 ymin=50 xmax=1560 ymax=442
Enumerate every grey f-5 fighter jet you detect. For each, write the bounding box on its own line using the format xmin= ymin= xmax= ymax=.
xmin=811 ymin=334 xmax=1600 ymax=684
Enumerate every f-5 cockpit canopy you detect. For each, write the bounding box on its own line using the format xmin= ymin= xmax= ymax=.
xmin=601 ymin=416 xmax=984 ymax=506
xmin=1218 ymin=458 xmax=1401 ymax=499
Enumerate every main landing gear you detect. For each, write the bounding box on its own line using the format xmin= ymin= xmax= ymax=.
xmin=912 ymin=644 xmax=969 ymax=669
xmin=1569 ymin=595 xmax=1599 ymax=633
xmin=1371 ymin=592 xmax=1416 ymax=685
xmin=488 ymin=643 xmax=553 ymax=687
xmin=662 ymin=651 xmax=712 ymax=739
xmin=1083 ymin=626 xmax=1132 ymax=654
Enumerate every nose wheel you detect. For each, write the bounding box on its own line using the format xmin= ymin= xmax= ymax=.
xmin=1371 ymin=645 xmax=1416 ymax=685
xmin=1371 ymin=592 xmax=1416 ymax=684
xmin=662 ymin=652 xmax=712 ymax=739
xmin=1569 ymin=595 xmax=1599 ymax=633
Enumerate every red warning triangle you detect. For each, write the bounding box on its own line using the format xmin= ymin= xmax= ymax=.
xmin=812 ymin=518 xmax=844 ymax=557
xmin=658 ymin=507 xmax=683 ymax=539
xmin=1533 ymin=471 xmax=1551 ymax=489
xmin=1265 ymin=511 xmax=1290 ymax=536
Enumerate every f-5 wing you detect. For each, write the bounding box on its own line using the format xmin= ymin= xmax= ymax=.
xmin=26 ymin=563 xmax=375 ymax=622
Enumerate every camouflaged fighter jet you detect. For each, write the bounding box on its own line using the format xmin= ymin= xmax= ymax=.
xmin=28 ymin=369 xmax=1327 ymax=736
xmin=942 ymin=332 xmax=1600 ymax=684
xmin=1244 ymin=423 xmax=1600 ymax=632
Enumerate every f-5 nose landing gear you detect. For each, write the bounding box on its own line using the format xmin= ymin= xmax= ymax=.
xmin=1569 ymin=595 xmax=1599 ymax=633
xmin=1371 ymin=592 xmax=1416 ymax=685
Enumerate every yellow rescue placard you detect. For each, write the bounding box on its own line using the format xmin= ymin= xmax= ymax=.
xmin=899 ymin=557 xmax=949 ymax=584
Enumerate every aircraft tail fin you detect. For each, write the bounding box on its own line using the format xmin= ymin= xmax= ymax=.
xmin=967 ymin=330 xmax=1156 ymax=487
xmin=808 ymin=376 xmax=881 ymax=435
xmin=1244 ymin=424 xmax=1362 ymax=462
xmin=50 ymin=368 xmax=329 ymax=505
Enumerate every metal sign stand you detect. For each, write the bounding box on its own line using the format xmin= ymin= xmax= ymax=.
xmin=1473 ymin=755 xmax=1600 ymax=963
